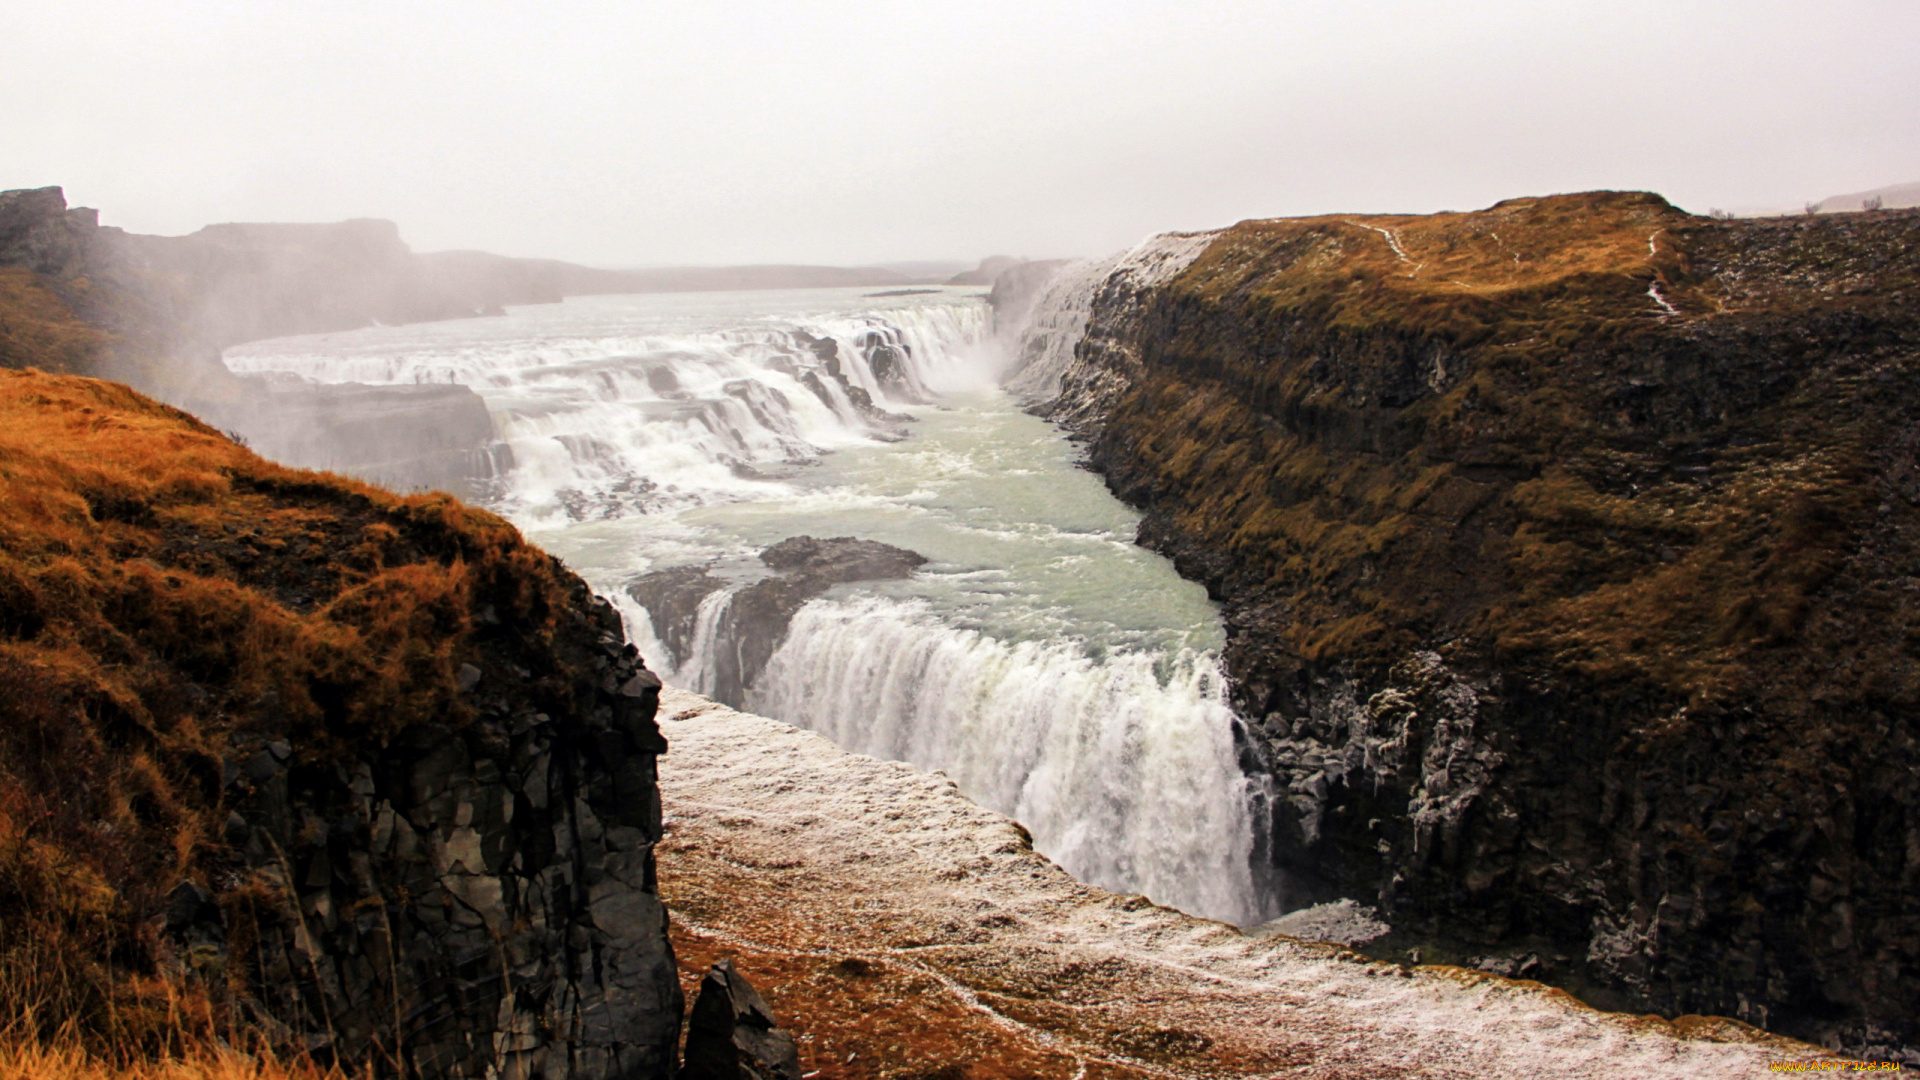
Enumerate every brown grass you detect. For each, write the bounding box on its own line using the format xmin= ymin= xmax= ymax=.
xmin=1096 ymin=193 xmax=1917 ymax=707
xmin=0 ymin=368 xmax=581 ymax=1064
xmin=0 ymin=268 xmax=110 ymax=375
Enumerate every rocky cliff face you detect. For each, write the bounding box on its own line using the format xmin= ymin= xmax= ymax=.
xmin=1022 ymin=193 xmax=1920 ymax=1058
xmin=0 ymin=369 xmax=680 ymax=1076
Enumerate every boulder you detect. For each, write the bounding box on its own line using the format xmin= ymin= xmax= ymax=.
xmin=681 ymin=960 xmax=801 ymax=1080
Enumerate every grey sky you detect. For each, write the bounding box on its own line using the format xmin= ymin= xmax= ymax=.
xmin=4 ymin=1 xmax=1915 ymax=266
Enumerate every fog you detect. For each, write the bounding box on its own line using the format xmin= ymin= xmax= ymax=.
xmin=4 ymin=0 xmax=1915 ymax=266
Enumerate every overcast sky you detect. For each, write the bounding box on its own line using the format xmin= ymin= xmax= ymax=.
xmin=4 ymin=1 xmax=1916 ymax=267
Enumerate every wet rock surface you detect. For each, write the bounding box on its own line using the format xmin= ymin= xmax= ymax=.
xmin=1021 ymin=194 xmax=1920 ymax=1058
xmin=789 ymin=329 xmax=916 ymax=435
xmin=627 ymin=536 xmax=926 ymax=706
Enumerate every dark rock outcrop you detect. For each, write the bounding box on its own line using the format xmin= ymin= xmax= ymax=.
xmin=626 ymin=536 xmax=926 ymax=705
xmin=680 ymin=960 xmax=801 ymax=1080
xmin=1025 ymin=193 xmax=1920 ymax=1058
xmin=626 ymin=565 xmax=731 ymax=671
xmin=757 ymin=535 xmax=929 ymax=580
xmin=225 ymin=617 xmax=682 ymax=1078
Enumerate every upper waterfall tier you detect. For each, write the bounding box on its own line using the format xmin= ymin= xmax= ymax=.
xmin=995 ymin=231 xmax=1217 ymax=404
xmin=228 ymin=289 xmax=995 ymax=523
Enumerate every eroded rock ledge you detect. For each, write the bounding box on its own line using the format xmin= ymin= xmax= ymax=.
xmin=651 ymin=685 xmax=1818 ymax=1078
xmin=1014 ymin=193 xmax=1920 ymax=1057
xmin=628 ymin=536 xmax=926 ymax=705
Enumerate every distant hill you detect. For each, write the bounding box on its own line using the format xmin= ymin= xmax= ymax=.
xmin=867 ymin=258 xmax=972 ymax=279
xmin=1814 ymin=180 xmax=1920 ymax=213
xmin=574 ymin=262 xmax=928 ymax=293
xmin=417 ymin=252 xmax=936 ymax=301
xmin=946 ymin=255 xmax=1026 ymax=286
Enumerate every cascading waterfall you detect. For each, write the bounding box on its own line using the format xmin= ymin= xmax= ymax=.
xmin=225 ymin=282 xmax=1273 ymax=926
xmin=753 ymin=596 xmax=1257 ymax=922
xmin=228 ymin=296 xmax=994 ymax=522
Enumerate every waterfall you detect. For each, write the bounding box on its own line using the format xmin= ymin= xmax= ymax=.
xmin=226 ymin=285 xmax=1275 ymax=928
xmin=1000 ymin=231 xmax=1218 ymax=404
xmin=227 ymin=297 xmax=994 ymax=524
xmin=751 ymin=595 xmax=1260 ymax=923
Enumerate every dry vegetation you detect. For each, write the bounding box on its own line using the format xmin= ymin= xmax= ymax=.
xmin=0 ymin=369 xmax=583 ymax=1070
xmin=1104 ymin=193 xmax=1920 ymax=706
xmin=0 ymin=268 xmax=110 ymax=375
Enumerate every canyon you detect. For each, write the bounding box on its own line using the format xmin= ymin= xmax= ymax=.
xmin=3 ymin=183 xmax=1917 ymax=1073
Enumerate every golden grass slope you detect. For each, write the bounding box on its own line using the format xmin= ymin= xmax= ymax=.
xmin=0 ymin=369 xmax=581 ymax=1063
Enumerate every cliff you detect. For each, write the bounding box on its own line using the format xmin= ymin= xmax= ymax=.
xmin=1025 ymin=192 xmax=1920 ymax=1058
xmin=0 ymin=369 xmax=680 ymax=1075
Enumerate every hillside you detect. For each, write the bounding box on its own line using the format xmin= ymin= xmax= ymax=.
xmin=1030 ymin=192 xmax=1920 ymax=1058
xmin=1815 ymin=181 xmax=1920 ymax=213
xmin=0 ymin=369 xmax=680 ymax=1074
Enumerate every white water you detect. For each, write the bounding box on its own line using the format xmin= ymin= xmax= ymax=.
xmin=227 ymin=281 xmax=1271 ymax=925
xmin=1000 ymin=231 xmax=1217 ymax=403
xmin=755 ymin=595 xmax=1250 ymax=921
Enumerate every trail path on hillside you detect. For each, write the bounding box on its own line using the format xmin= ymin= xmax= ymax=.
xmin=653 ymin=688 xmax=1823 ymax=1079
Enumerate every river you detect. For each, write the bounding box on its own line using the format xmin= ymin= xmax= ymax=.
xmin=225 ymin=283 xmax=1271 ymax=925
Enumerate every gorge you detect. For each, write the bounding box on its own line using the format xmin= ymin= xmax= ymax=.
xmin=3 ymin=183 xmax=1916 ymax=1072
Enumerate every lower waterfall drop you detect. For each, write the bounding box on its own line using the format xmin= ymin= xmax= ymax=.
xmin=752 ymin=596 xmax=1259 ymax=923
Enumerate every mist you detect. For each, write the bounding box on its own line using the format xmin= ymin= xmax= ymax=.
xmin=4 ymin=0 xmax=1916 ymax=266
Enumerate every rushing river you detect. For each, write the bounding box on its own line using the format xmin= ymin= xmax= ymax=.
xmin=227 ymin=284 xmax=1269 ymax=925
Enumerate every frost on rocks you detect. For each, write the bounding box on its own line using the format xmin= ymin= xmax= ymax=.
xmin=1263 ymin=651 xmax=1499 ymax=857
xmin=1250 ymin=899 xmax=1392 ymax=948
